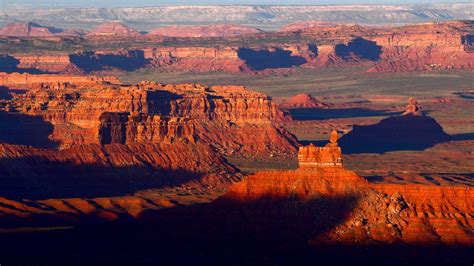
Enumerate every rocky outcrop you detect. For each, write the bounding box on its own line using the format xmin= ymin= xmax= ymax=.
xmin=2 ymin=81 xmax=297 ymax=157
xmin=298 ymin=130 xmax=343 ymax=168
xmin=339 ymin=98 xmax=452 ymax=153
xmin=148 ymin=24 xmax=262 ymax=37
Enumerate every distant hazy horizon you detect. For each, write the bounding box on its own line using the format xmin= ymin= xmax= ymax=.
xmin=1 ymin=0 xmax=472 ymax=9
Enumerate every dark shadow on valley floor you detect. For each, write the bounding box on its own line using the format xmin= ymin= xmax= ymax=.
xmin=0 ymin=156 xmax=204 ymax=200
xmin=0 ymin=111 xmax=59 ymax=149
xmin=69 ymin=50 xmax=150 ymax=73
xmin=335 ymin=37 xmax=382 ymax=61
xmin=452 ymin=132 xmax=474 ymax=141
xmin=289 ymin=108 xmax=401 ymax=121
xmin=0 ymin=55 xmax=50 ymax=74
xmin=339 ymin=115 xmax=452 ymax=154
xmin=238 ymin=47 xmax=307 ymax=71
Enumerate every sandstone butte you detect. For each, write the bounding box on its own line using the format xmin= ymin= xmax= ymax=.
xmin=147 ymin=24 xmax=263 ymax=37
xmin=220 ymin=130 xmax=474 ymax=246
xmin=0 ymin=79 xmax=297 ymax=156
xmin=279 ymin=93 xmax=330 ymax=109
xmin=0 ymin=20 xmax=472 ymax=74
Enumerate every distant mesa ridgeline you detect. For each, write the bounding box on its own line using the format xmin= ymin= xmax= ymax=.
xmin=0 ymin=3 xmax=473 ymax=29
xmin=0 ymin=22 xmax=86 ymax=37
xmin=0 ymin=21 xmax=264 ymax=38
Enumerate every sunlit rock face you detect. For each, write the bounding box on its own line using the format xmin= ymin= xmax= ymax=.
xmin=1 ymin=80 xmax=297 ymax=157
xmin=298 ymin=130 xmax=343 ymax=168
xmin=219 ymin=130 xmax=473 ymax=247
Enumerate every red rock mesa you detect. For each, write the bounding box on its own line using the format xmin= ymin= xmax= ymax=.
xmin=280 ymin=93 xmax=330 ymax=109
xmin=0 ymin=79 xmax=297 ymax=156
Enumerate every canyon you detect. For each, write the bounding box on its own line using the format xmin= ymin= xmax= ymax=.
xmin=0 ymin=8 xmax=472 ymax=264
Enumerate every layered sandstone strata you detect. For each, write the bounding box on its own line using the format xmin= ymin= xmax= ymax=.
xmin=369 ymin=21 xmax=474 ymax=72
xmin=143 ymin=46 xmax=247 ymax=72
xmin=11 ymin=54 xmax=74 ymax=73
xmin=298 ymin=130 xmax=343 ymax=168
xmin=3 ymin=81 xmax=297 ymax=156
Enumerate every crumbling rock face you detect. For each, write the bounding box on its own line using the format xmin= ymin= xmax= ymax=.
xmin=99 ymin=112 xmax=196 ymax=145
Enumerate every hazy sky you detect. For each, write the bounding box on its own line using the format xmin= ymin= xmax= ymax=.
xmin=1 ymin=0 xmax=472 ymax=9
